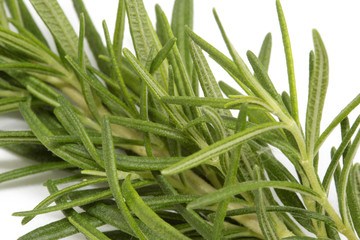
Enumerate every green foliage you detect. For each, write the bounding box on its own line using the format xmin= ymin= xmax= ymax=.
xmin=1 ymin=0 xmax=360 ymax=239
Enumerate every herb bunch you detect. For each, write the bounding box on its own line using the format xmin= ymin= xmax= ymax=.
xmin=1 ymin=0 xmax=360 ymax=239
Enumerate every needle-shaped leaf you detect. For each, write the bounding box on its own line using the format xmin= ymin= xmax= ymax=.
xmin=219 ymin=81 xmax=241 ymax=97
xmin=171 ymin=0 xmax=193 ymax=74
xmin=25 ymin=76 xmax=61 ymax=107
xmin=101 ymin=116 xmax=147 ymax=240
xmin=16 ymin=0 xmax=48 ymax=46
xmin=247 ymin=50 xmax=283 ymax=106
xmin=0 ymin=62 xmax=63 ymax=76
xmin=78 ymin=73 xmax=101 ymax=123
xmin=122 ymin=176 xmax=191 ymax=240
xmin=150 ymin=37 xmax=176 ymax=74
xmin=338 ymin=128 xmax=360 ymax=223
xmin=103 ymin=20 xmax=138 ymax=116
xmin=108 ymin=115 xmax=190 ymax=143
xmin=0 ymin=162 xmax=72 ymax=184
xmin=162 ymin=96 xmax=265 ymax=112
xmin=347 ymin=163 xmax=360 ymax=237
xmin=13 ymin=189 xmax=112 ymax=217
xmin=187 ymin=180 xmax=320 ymax=210
xmin=162 ymin=122 xmax=286 ymax=175
xmin=140 ymin=63 xmax=152 ymax=156
xmin=258 ymin=33 xmax=272 ymax=72
xmin=56 ymin=96 xmax=103 ymax=168
xmin=276 ymin=0 xmax=298 ymax=124
xmin=5 ymin=0 xmax=23 ymax=26
xmin=260 ymin=150 xmax=313 ymax=232
xmin=0 ymin=130 xmax=38 ymax=145
xmin=305 ymin=30 xmax=329 ymax=157
xmin=253 ymin=166 xmax=279 ymax=240
xmin=190 ymin=40 xmax=231 ymax=118
xmin=83 ymin=202 xmax=162 ymax=239
xmin=211 ymin=105 xmax=247 ymax=240
xmin=18 ymin=212 xmax=104 ymax=240
xmin=72 ymin=0 xmax=110 ymax=74
xmin=124 ymin=48 xmax=168 ymax=99
xmin=29 ymin=0 xmax=78 ymax=59
xmin=124 ymin=0 xmax=167 ymax=86
xmin=115 ymin=155 xmax=182 ymax=171
xmin=77 ymin=13 xmax=85 ymax=69
xmin=316 ymin=93 xmax=360 ymax=152
xmin=185 ymin=26 xmax=251 ymax=96
xmin=154 ymin=174 xmax=213 ymax=240
xmin=21 ymin=177 xmax=107 ymax=224
xmin=113 ymin=0 xmax=125 ymax=65
xmin=155 ymin=5 xmax=194 ymax=98
xmin=282 ymin=237 xmax=331 ymax=240
xmin=213 ymin=9 xmax=291 ymax=123
xmin=221 ymin=205 xmax=335 ymax=227
xmin=0 ymin=99 xmax=24 ymax=113
xmin=190 ymin=40 xmax=221 ymax=99
xmin=19 ymin=100 xmax=100 ymax=170
xmin=143 ymin=195 xmax=199 ymax=211
xmin=65 ymin=55 xmax=134 ymax=118
xmin=0 ymin=27 xmax=53 ymax=62
xmin=0 ymin=0 xmax=8 ymax=28
xmin=323 ymin=115 xmax=360 ymax=192
xmin=68 ymin=214 xmax=111 ymax=240
xmin=48 ymin=135 xmax=143 ymax=146
xmin=202 ymin=106 xmax=227 ymax=142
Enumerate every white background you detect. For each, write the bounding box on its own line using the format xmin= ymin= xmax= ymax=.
xmin=1 ymin=0 xmax=360 ymax=239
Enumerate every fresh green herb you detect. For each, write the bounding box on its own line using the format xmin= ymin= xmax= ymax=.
xmin=1 ymin=0 xmax=360 ymax=239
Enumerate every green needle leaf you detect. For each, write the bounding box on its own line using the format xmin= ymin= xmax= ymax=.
xmin=108 ymin=115 xmax=190 ymax=143
xmin=323 ymin=115 xmax=360 ymax=192
xmin=19 ymin=100 xmax=100 ymax=170
xmin=0 ymin=62 xmax=62 ymax=76
xmin=103 ymin=20 xmax=138 ymax=116
xmin=347 ymin=164 xmax=360 ymax=237
xmin=101 ymin=116 xmax=147 ymax=240
xmin=247 ymin=50 xmax=283 ymax=106
xmin=56 ymin=96 xmax=103 ymax=168
xmin=13 ymin=189 xmax=112 ymax=217
xmin=162 ymin=122 xmax=286 ymax=175
xmin=68 ymin=214 xmax=111 ymax=240
xmin=65 ymin=55 xmax=135 ymax=118
xmin=316 ymin=93 xmax=360 ymax=152
xmin=124 ymin=0 xmax=167 ymax=87
xmin=124 ymin=48 xmax=168 ymax=99
xmin=185 ymin=26 xmax=252 ymax=96
xmin=258 ymin=33 xmax=272 ymax=72
xmin=150 ymin=37 xmax=176 ymax=74
xmin=339 ymin=128 xmax=360 ymax=223
xmin=276 ymin=0 xmax=299 ymax=125
xmin=211 ymin=105 xmax=247 ymax=240
xmin=18 ymin=213 xmax=104 ymax=240
xmin=253 ymin=166 xmax=279 ymax=240
xmin=122 ymin=176 xmax=191 ymax=240
xmin=113 ymin=0 xmax=125 ymax=65
xmin=72 ymin=0 xmax=110 ymax=74
xmin=305 ymin=29 xmax=329 ymax=158
xmin=30 ymin=0 xmax=78 ymax=59
xmin=0 ymin=162 xmax=73 ymax=184
xmin=21 ymin=177 xmax=107 ymax=225
xmin=187 ymin=180 xmax=320 ymax=210
xmin=171 ymin=0 xmax=193 ymax=74
xmin=5 ymin=0 xmax=23 ymax=27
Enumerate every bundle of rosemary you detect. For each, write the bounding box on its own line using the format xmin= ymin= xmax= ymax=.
xmin=1 ymin=0 xmax=360 ymax=239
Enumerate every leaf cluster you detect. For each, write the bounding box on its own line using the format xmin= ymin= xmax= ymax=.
xmin=1 ymin=0 xmax=360 ymax=239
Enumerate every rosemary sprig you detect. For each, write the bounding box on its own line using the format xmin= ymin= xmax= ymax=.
xmin=1 ymin=0 xmax=360 ymax=239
